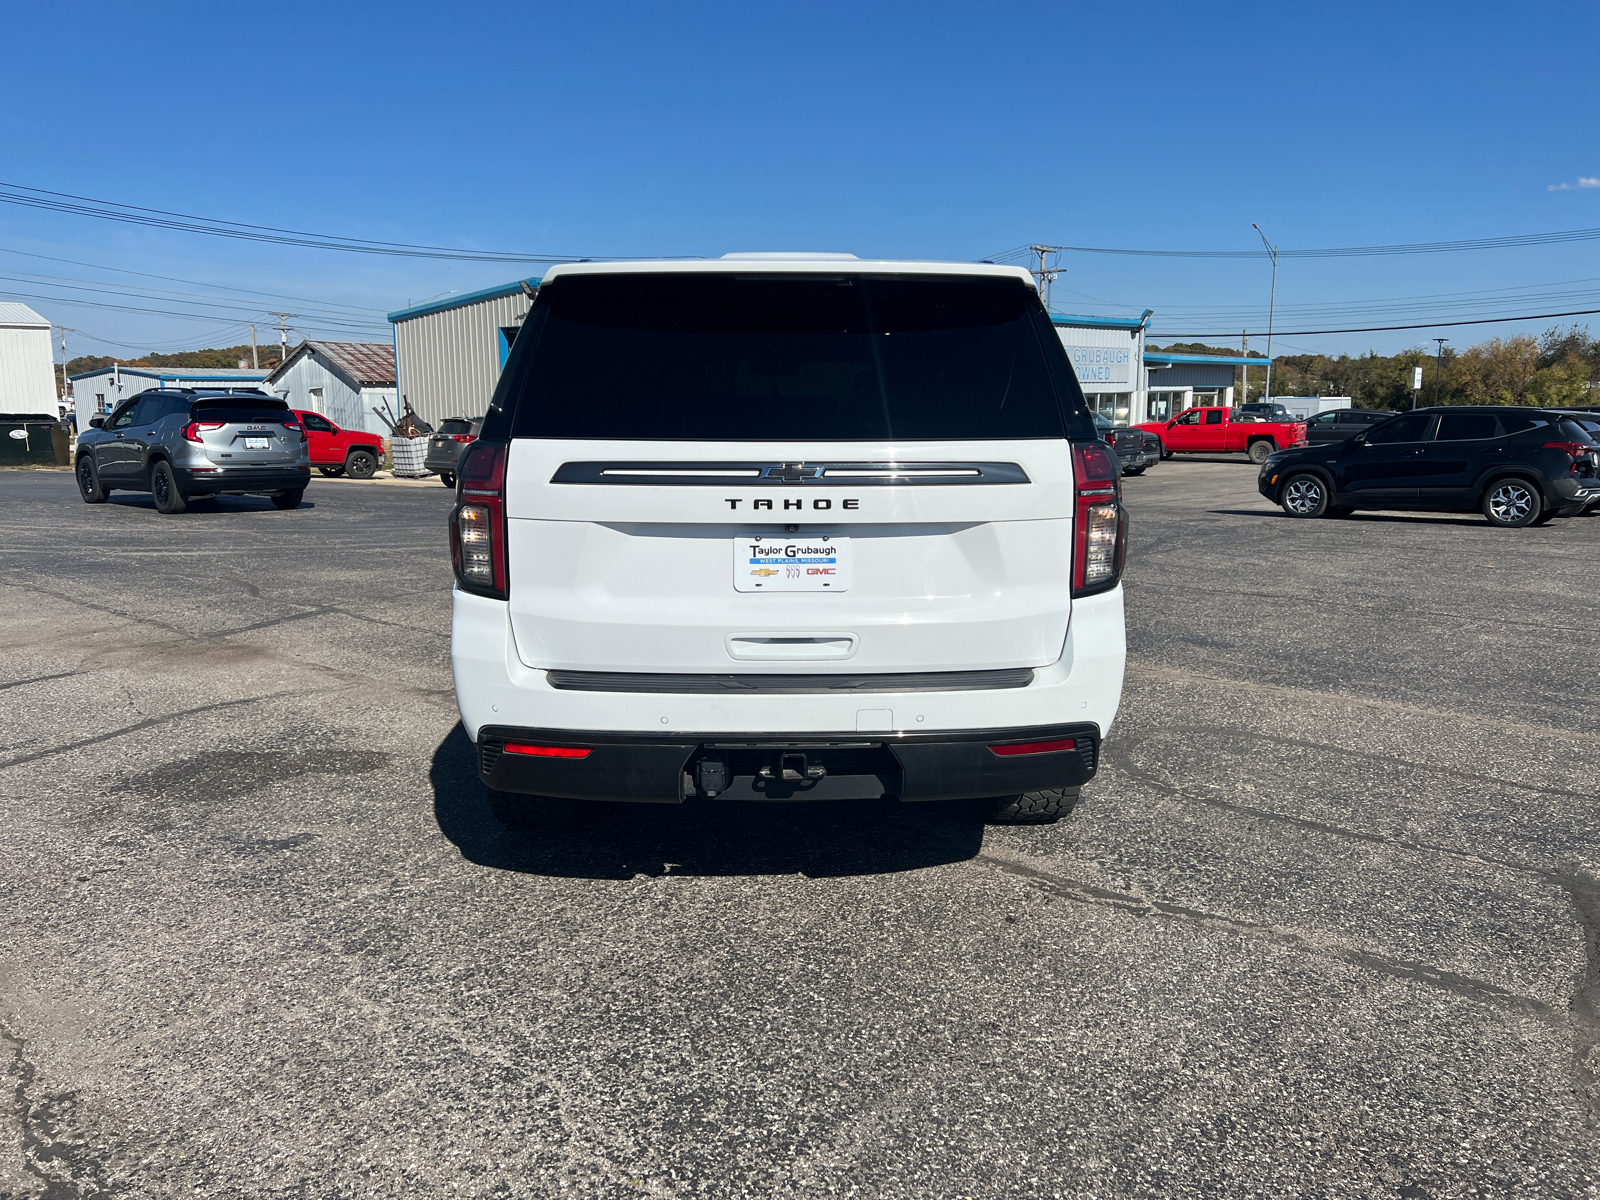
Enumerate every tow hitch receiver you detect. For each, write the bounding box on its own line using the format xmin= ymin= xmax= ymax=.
xmin=760 ymin=752 xmax=827 ymax=783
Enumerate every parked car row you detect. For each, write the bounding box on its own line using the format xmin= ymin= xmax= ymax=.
xmin=1258 ymin=406 xmax=1600 ymax=527
xmin=73 ymin=388 xmax=484 ymax=513
xmin=1135 ymin=405 xmax=1307 ymax=464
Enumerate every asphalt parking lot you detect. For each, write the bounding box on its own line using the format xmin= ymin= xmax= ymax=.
xmin=3 ymin=460 xmax=1598 ymax=1199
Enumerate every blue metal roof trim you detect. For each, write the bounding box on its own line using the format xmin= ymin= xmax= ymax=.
xmin=1144 ymin=352 xmax=1270 ymax=366
xmin=1050 ymin=312 xmax=1149 ymax=331
xmin=68 ymin=366 xmax=271 ymax=382
xmin=387 ymin=278 xmax=543 ymax=324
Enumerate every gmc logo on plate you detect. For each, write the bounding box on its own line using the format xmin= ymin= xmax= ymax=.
xmin=724 ymin=498 xmax=859 ymax=510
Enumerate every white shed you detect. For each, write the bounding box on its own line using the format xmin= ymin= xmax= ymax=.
xmin=263 ymin=341 xmax=397 ymax=436
xmin=0 ymin=303 xmax=58 ymax=417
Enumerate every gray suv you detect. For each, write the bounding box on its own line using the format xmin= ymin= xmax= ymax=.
xmin=75 ymin=389 xmax=311 ymax=514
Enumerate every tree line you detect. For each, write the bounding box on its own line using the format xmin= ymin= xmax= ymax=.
xmin=1151 ymin=324 xmax=1600 ymax=409
xmin=60 ymin=344 xmax=288 ymax=394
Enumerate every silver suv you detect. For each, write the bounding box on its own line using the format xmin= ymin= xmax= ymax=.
xmin=75 ymin=389 xmax=311 ymax=514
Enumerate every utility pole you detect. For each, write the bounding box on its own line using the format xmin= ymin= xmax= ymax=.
xmin=250 ymin=323 xmax=259 ymax=369
xmin=56 ymin=326 xmax=69 ymax=406
xmin=1252 ymin=224 xmax=1279 ymax=408
xmin=1029 ymin=244 xmax=1059 ymax=310
xmin=1241 ymin=330 xmax=1249 ymax=404
xmin=269 ymin=312 xmax=296 ymax=368
xmin=1432 ymin=338 xmax=1449 ymax=407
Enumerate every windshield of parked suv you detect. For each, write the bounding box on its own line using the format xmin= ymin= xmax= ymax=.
xmin=503 ymin=273 xmax=1088 ymax=440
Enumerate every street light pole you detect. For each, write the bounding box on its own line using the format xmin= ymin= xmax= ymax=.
xmin=1252 ymin=224 xmax=1278 ymax=408
xmin=1432 ymin=338 xmax=1449 ymax=407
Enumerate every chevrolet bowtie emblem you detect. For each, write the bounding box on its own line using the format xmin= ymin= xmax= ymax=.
xmin=764 ymin=463 xmax=822 ymax=482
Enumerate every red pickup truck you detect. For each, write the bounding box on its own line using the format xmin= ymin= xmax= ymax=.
xmin=292 ymin=410 xmax=386 ymax=480
xmin=1134 ymin=406 xmax=1307 ymax=464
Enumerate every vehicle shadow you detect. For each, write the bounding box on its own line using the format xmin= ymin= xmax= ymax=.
xmin=429 ymin=722 xmax=985 ymax=879
xmin=1208 ymin=508 xmax=1493 ymax=528
xmin=108 ymin=494 xmax=316 ymax=512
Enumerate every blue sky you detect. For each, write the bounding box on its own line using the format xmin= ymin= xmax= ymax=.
xmin=4 ymin=0 xmax=1598 ymax=361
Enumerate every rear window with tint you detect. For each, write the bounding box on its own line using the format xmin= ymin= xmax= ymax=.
xmin=439 ymin=419 xmax=475 ymax=435
xmin=1435 ymin=412 xmax=1499 ymax=441
xmin=1498 ymin=413 xmax=1551 ymax=435
xmin=502 ymin=273 xmax=1088 ymax=441
xmin=1559 ymin=419 xmax=1596 ymax=442
xmin=191 ymin=397 xmax=292 ymax=424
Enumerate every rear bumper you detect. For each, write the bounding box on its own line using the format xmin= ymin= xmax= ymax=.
xmin=424 ymin=445 xmax=466 ymax=472
xmin=176 ymin=465 xmax=310 ymax=494
xmin=477 ymin=721 xmax=1101 ymax=803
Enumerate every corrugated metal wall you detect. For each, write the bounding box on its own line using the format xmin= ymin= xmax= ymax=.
xmin=393 ymin=291 xmax=530 ymax=427
xmin=1146 ymin=363 xmax=1235 ymax=389
xmin=0 ymin=324 xmax=58 ymax=415
xmin=266 ymin=351 xmax=394 ymax=435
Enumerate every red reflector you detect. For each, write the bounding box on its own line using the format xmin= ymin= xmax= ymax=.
xmin=988 ymin=738 xmax=1077 ymax=757
xmin=504 ymin=743 xmax=591 ymax=759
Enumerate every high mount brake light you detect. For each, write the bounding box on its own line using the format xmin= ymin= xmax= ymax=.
xmin=1071 ymin=441 xmax=1126 ymax=597
xmin=450 ymin=442 xmax=509 ymax=598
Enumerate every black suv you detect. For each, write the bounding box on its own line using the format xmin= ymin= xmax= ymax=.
xmin=1258 ymin=406 xmax=1600 ymax=527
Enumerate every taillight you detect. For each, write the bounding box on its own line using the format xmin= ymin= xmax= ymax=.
xmin=1071 ymin=441 xmax=1127 ymax=597
xmin=504 ymin=743 xmax=591 ymax=758
xmin=450 ymin=434 xmax=473 ymax=443
xmin=1544 ymin=440 xmax=1593 ymax=468
xmin=282 ymin=421 xmax=306 ymax=441
xmin=450 ymin=441 xmax=509 ymax=598
xmin=181 ymin=421 xmax=222 ymax=443
xmin=1104 ymin=432 xmax=1116 ymax=446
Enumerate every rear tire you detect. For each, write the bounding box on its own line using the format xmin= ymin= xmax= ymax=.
xmin=488 ymin=788 xmax=578 ymax=829
xmin=1280 ymin=472 xmax=1330 ymax=518
xmin=1248 ymin=439 xmax=1276 ymax=464
xmin=319 ymin=466 xmax=345 ymax=477
xmin=985 ymin=787 xmax=1080 ymax=825
xmin=150 ymin=461 xmax=187 ymax=514
xmin=1481 ymin=478 xmax=1541 ymax=527
xmin=271 ymin=489 xmax=304 ymax=510
xmin=76 ymin=455 xmax=107 ymax=503
xmin=439 ymin=471 xmax=456 ymax=488
xmin=345 ymin=450 xmax=377 ymax=480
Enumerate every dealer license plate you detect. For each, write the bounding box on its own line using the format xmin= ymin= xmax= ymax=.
xmin=244 ymin=436 xmax=270 ymax=450
xmin=734 ymin=535 xmax=850 ymax=592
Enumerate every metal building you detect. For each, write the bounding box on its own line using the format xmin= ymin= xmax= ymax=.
xmin=0 ymin=303 xmax=58 ymax=417
xmin=388 ymin=278 xmax=540 ymax=428
xmin=263 ymin=341 xmax=397 ymax=435
xmin=68 ymin=367 xmax=270 ymax=435
xmin=1143 ymin=352 xmax=1267 ymax=421
xmin=1051 ymin=312 xmax=1152 ymax=425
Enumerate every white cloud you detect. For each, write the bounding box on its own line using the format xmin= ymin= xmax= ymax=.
xmin=1548 ymin=176 xmax=1600 ymax=191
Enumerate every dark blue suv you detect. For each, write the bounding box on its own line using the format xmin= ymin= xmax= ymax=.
xmin=1258 ymin=406 xmax=1600 ymax=527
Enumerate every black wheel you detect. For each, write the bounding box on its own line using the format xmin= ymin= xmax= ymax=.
xmin=488 ymin=788 xmax=578 ymax=828
xmin=986 ymin=787 xmax=1080 ymax=825
xmin=150 ymin=460 xmax=187 ymax=514
xmin=271 ymin=489 xmax=304 ymax=510
xmin=1158 ymin=440 xmax=1173 ymax=460
xmin=1280 ymin=472 xmax=1330 ymax=518
xmin=76 ymin=455 xmax=107 ymax=504
xmin=319 ymin=466 xmax=345 ymax=478
xmin=439 ymin=471 xmax=456 ymax=488
xmin=345 ymin=450 xmax=377 ymax=480
xmin=1248 ymin=440 xmax=1276 ymax=465
xmin=1481 ymin=478 xmax=1541 ymax=527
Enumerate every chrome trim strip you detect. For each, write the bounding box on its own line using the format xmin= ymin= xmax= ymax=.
xmin=550 ymin=461 xmax=1031 ymax=486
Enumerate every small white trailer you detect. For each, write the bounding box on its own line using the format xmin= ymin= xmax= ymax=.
xmin=0 ymin=303 xmax=57 ymax=418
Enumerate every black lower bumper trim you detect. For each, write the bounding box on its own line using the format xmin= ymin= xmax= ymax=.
xmin=545 ymin=668 xmax=1035 ymax=694
xmin=176 ymin=466 xmax=310 ymax=495
xmin=476 ymin=722 xmax=1101 ymax=804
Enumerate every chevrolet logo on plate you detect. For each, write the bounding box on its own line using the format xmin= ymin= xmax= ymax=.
xmin=763 ymin=463 xmax=821 ymax=482
xmin=750 ymin=568 xmax=780 ymax=577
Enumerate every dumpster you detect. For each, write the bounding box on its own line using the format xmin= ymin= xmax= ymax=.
xmin=0 ymin=418 xmax=70 ymax=467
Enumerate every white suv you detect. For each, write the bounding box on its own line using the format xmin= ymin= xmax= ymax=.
xmin=449 ymin=256 xmax=1127 ymax=825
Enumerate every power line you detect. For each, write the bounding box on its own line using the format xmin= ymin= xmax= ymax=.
xmin=1149 ymin=306 xmax=1600 ymax=339
xmin=997 ymin=225 xmax=1600 ymax=261
xmin=0 ymin=180 xmax=682 ymax=264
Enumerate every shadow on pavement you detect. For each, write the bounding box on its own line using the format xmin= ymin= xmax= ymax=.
xmin=430 ymin=722 xmax=986 ymax=879
xmin=1208 ymin=508 xmax=1491 ymax=527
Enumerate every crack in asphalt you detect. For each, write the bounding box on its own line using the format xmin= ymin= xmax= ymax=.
xmin=2 ymin=1021 xmax=108 ymax=1198
xmin=968 ymin=850 xmax=1558 ymax=1019
xmin=0 ymin=671 xmax=80 ymax=694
